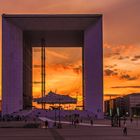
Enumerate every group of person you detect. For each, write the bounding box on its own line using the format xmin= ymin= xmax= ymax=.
xmin=111 ymin=115 xmax=134 ymax=136
xmin=71 ymin=114 xmax=94 ymax=128
xmin=0 ymin=114 xmax=26 ymax=122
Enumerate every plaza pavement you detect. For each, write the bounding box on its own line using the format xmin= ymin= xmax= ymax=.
xmin=0 ymin=124 xmax=140 ymax=140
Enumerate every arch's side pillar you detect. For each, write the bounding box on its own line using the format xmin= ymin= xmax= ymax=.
xmin=23 ymin=33 xmax=32 ymax=109
xmin=84 ymin=17 xmax=103 ymax=118
xmin=2 ymin=17 xmax=23 ymax=115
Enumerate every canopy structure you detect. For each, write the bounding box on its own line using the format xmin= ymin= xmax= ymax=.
xmin=33 ymin=91 xmax=77 ymax=104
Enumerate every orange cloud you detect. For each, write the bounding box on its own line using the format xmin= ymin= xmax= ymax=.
xmin=32 ymin=47 xmax=83 ymax=108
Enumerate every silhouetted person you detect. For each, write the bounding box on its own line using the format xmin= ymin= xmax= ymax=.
xmin=123 ymin=123 xmax=127 ymax=136
xmin=45 ymin=120 xmax=48 ymax=128
xmin=71 ymin=119 xmax=74 ymax=125
xmin=57 ymin=123 xmax=62 ymax=129
xmin=76 ymin=118 xmax=79 ymax=124
xmin=130 ymin=117 xmax=133 ymax=123
xmin=74 ymin=119 xmax=77 ymax=128
xmin=123 ymin=116 xmax=126 ymax=125
xmin=90 ymin=119 xmax=93 ymax=126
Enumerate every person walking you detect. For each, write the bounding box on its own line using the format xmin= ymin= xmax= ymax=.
xmin=45 ymin=120 xmax=48 ymax=128
xmin=74 ymin=119 xmax=77 ymax=128
xmin=130 ymin=117 xmax=133 ymax=123
xmin=123 ymin=123 xmax=127 ymax=136
xmin=90 ymin=119 xmax=93 ymax=126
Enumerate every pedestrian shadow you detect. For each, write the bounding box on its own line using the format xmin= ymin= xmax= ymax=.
xmin=49 ymin=129 xmax=65 ymax=140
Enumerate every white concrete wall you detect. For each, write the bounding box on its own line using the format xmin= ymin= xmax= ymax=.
xmin=84 ymin=18 xmax=103 ymax=118
xmin=2 ymin=18 xmax=23 ymax=115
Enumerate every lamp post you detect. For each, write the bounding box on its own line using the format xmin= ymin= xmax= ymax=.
xmin=52 ymin=106 xmax=57 ymax=127
xmin=59 ymin=99 xmax=61 ymax=124
xmin=51 ymin=106 xmax=57 ymax=127
xmin=137 ymin=110 xmax=139 ymax=127
xmin=109 ymin=95 xmax=113 ymax=127
xmin=117 ymin=98 xmax=121 ymax=127
xmin=58 ymin=98 xmax=62 ymax=128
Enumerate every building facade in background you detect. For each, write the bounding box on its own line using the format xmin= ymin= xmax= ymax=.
xmin=104 ymin=93 xmax=140 ymax=117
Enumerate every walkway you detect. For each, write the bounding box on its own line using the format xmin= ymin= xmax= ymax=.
xmin=0 ymin=126 xmax=140 ymax=140
xmin=39 ymin=117 xmax=111 ymax=127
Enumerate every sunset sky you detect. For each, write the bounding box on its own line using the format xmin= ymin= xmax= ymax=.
xmin=32 ymin=47 xmax=83 ymax=108
xmin=0 ymin=0 xmax=140 ymax=101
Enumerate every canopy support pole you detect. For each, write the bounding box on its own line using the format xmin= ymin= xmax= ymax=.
xmin=41 ymin=38 xmax=46 ymax=109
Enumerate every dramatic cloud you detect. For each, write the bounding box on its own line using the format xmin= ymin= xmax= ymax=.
xmin=104 ymin=68 xmax=139 ymax=81
xmin=118 ymin=56 xmax=129 ymax=60
xmin=113 ymin=53 xmax=120 ymax=56
xmin=104 ymin=44 xmax=140 ymax=59
xmin=104 ymin=64 xmax=117 ymax=69
xmin=73 ymin=65 xmax=82 ymax=75
xmin=134 ymin=55 xmax=140 ymax=59
xmin=112 ymin=86 xmax=140 ymax=89
xmin=120 ymin=74 xmax=138 ymax=81
xmin=46 ymin=64 xmax=82 ymax=75
xmin=131 ymin=55 xmax=140 ymax=61
xmin=104 ymin=69 xmax=118 ymax=76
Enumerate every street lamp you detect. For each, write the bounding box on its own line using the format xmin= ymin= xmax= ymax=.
xmin=54 ymin=108 xmax=56 ymax=126
xmin=51 ymin=106 xmax=57 ymax=127
xmin=58 ymin=98 xmax=62 ymax=128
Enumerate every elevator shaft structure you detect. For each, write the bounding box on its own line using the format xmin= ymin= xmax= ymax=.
xmin=41 ymin=38 xmax=46 ymax=109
